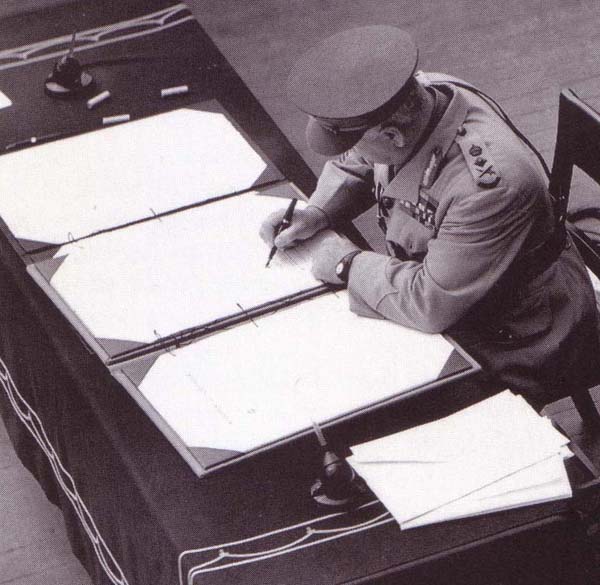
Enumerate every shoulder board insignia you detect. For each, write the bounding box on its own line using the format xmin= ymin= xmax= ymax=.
xmin=455 ymin=127 xmax=501 ymax=189
xmin=338 ymin=150 xmax=350 ymax=163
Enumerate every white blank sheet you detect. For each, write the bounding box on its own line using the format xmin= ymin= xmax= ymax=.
xmin=349 ymin=391 xmax=572 ymax=527
xmin=0 ymin=107 xmax=267 ymax=245
xmin=135 ymin=292 xmax=454 ymax=453
xmin=350 ymin=391 xmax=567 ymax=463
xmin=401 ymin=454 xmax=572 ymax=528
xmin=0 ymin=91 xmax=11 ymax=109
xmin=27 ymin=193 xmax=319 ymax=348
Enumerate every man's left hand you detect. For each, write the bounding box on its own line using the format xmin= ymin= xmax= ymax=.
xmin=310 ymin=230 xmax=361 ymax=284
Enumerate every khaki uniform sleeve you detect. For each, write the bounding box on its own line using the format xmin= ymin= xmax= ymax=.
xmin=309 ymin=149 xmax=376 ymax=225
xmin=347 ymin=175 xmax=541 ymax=332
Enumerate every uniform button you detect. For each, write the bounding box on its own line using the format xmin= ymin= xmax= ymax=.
xmin=457 ymin=126 xmax=467 ymax=136
xmin=469 ymin=145 xmax=483 ymax=157
xmin=474 ymin=157 xmax=487 ymax=167
xmin=381 ymin=196 xmax=394 ymax=209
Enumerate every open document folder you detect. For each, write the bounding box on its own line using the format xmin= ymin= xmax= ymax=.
xmin=26 ymin=192 xmax=326 ymax=361
xmin=112 ymin=290 xmax=458 ymax=473
xmin=349 ymin=390 xmax=573 ymax=529
xmin=0 ymin=102 xmax=280 ymax=251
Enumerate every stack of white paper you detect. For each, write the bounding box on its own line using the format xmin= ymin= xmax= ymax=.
xmin=349 ymin=390 xmax=573 ymax=529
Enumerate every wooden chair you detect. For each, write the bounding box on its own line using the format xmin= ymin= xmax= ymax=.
xmin=549 ymin=88 xmax=600 ymax=426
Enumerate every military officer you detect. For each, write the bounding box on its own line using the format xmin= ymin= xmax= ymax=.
xmin=260 ymin=25 xmax=600 ymax=408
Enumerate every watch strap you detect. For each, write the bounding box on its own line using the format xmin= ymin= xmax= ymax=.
xmin=337 ymin=250 xmax=362 ymax=283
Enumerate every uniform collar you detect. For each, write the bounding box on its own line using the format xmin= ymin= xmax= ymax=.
xmin=382 ymin=84 xmax=469 ymax=201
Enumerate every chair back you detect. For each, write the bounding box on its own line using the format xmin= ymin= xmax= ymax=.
xmin=550 ymin=89 xmax=600 ymax=277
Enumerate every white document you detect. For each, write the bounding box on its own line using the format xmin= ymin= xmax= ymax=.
xmin=349 ymin=391 xmax=572 ymax=526
xmin=27 ymin=193 xmax=320 ymax=346
xmin=402 ymin=454 xmax=572 ymax=528
xmin=351 ymin=391 xmax=568 ymax=463
xmin=0 ymin=90 xmax=11 ymax=109
xmin=135 ymin=292 xmax=454 ymax=453
xmin=349 ymin=448 xmax=564 ymax=525
xmin=0 ymin=107 xmax=267 ymax=245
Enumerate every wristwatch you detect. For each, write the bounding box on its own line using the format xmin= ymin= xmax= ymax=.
xmin=335 ymin=250 xmax=362 ymax=284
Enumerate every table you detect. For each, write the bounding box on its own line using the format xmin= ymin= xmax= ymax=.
xmin=0 ymin=2 xmax=595 ymax=585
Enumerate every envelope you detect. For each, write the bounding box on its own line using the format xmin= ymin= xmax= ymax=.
xmin=350 ymin=390 xmax=568 ymax=464
xmin=349 ymin=391 xmax=571 ymax=526
xmin=401 ymin=453 xmax=572 ymax=529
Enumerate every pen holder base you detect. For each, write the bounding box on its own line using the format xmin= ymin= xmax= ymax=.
xmin=310 ymin=450 xmax=369 ymax=508
xmin=45 ymin=56 xmax=95 ymax=99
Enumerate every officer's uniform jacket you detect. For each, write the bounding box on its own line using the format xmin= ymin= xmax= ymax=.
xmin=309 ymin=74 xmax=600 ymax=406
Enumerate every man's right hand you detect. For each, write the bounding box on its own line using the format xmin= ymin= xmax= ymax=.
xmin=259 ymin=205 xmax=329 ymax=250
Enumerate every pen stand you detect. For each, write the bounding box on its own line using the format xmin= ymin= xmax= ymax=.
xmin=45 ymin=54 xmax=95 ymax=98
xmin=311 ymin=449 xmax=369 ymax=508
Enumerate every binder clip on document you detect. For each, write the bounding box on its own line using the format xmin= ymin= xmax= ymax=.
xmin=310 ymin=420 xmax=369 ymax=508
xmin=45 ymin=31 xmax=95 ymax=99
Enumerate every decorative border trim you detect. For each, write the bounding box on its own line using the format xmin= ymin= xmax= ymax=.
xmin=178 ymin=500 xmax=394 ymax=584
xmin=0 ymin=356 xmax=129 ymax=585
xmin=0 ymin=4 xmax=195 ymax=72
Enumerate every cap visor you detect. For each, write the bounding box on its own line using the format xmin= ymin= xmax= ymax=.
xmin=306 ymin=117 xmax=365 ymax=156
